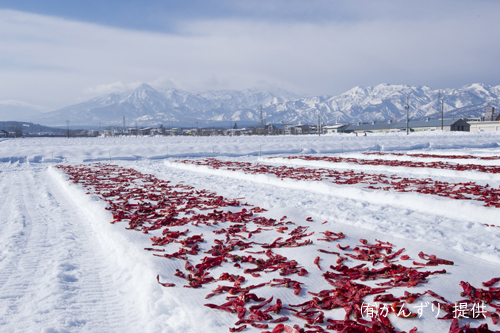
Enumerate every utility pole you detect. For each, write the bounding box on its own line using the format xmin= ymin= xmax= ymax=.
xmin=318 ymin=113 xmax=321 ymax=136
xmin=441 ymin=99 xmax=444 ymax=131
xmin=123 ymin=116 xmax=126 ymax=135
xmin=66 ymin=120 xmax=70 ymax=139
xmin=135 ymin=121 xmax=138 ymax=137
xmin=261 ymin=106 xmax=263 ymax=125
xmin=438 ymin=89 xmax=443 ymax=130
xmin=405 ymin=96 xmax=410 ymax=135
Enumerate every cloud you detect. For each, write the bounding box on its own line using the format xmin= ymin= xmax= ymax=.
xmin=0 ymin=99 xmax=51 ymax=112
xmin=84 ymin=81 xmax=142 ymax=94
xmin=0 ymin=3 xmax=499 ymax=109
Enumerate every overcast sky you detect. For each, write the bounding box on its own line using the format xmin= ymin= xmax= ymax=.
xmin=1 ymin=0 xmax=499 ymax=110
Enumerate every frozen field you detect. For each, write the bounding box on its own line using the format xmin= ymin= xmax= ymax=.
xmin=1 ymin=131 xmax=500 ymax=333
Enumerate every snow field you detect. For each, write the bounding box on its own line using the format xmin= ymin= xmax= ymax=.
xmin=0 ymin=130 xmax=499 ymax=164
xmin=1 ymin=131 xmax=500 ymax=332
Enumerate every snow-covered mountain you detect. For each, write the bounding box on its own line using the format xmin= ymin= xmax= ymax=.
xmin=31 ymin=83 xmax=500 ymax=127
xmin=258 ymin=83 xmax=500 ymax=125
xmin=32 ymin=84 xmax=298 ymax=127
xmin=33 ymin=84 xmax=189 ymax=127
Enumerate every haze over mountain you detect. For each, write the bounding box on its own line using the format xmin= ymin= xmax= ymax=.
xmin=29 ymin=83 xmax=500 ymax=127
xmin=0 ymin=100 xmax=48 ymax=122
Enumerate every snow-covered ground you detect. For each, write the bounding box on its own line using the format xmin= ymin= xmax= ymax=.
xmin=1 ymin=131 xmax=500 ymax=333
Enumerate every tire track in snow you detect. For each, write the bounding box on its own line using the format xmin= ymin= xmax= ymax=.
xmin=0 ymin=164 xmax=53 ymax=329
xmin=0 ymin=164 xmax=142 ymax=332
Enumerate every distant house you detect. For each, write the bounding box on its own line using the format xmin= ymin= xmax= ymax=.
xmin=267 ymin=124 xmax=280 ymax=135
xmin=294 ymin=124 xmax=309 ymax=135
xmin=240 ymin=127 xmax=255 ymax=136
xmin=344 ymin=118 xmax=470 ymax=133
xmin=226 ymin=128 xmax=242 ymax=136
xmin=282 ymin=124 xmax=295 ymax=135
xmin=207 ymin=128 xmax=224 ymax=136
xmin=323 ymin=124 xmax=348 ymax=134
xmin=138 ymin=127 xmax=153 ymax=136
xmin=281 ymin=124 xmax=309 ymax=135
xmin=0 ymin=130 xmax=8 ymax=138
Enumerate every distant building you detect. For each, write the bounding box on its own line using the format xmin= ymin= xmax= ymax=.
xmin=469 ymin=121 xmax=500 ymax=132
xmin=267 ymin=124 xmax=280 ymax=135
xmin=282 ymin=124 xmax=295 ymax=135
xmin=164 ymin=128 xmax=182 ymax=136
xmin=139 ymin=127 xmax=153 ymax=136
xmin=344 ymin=118 xmax=470 ymax=133
xmin=485 ymin=107 xmax=496 ymax=121
xmin=294 ymin=124 xmax=309 ymax=135
xmin=323 ymin=124 xmax=348 ymax=134
xmin=226 ymin=128 xmax=242 ymax=136
xmin=280 ymin=123 xmax=310 ymax=135
xmin=469 ymin=106 xmax=500 ymax=132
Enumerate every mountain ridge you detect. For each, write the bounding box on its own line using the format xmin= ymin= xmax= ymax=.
xmin=25 ymin=83 xmax=500 ymax=127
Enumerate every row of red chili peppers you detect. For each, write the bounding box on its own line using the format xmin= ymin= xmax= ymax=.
xmin=175 ymin=158 xmax=500 ymax=208
xmin=363 ymin=152 xmax=500 ymax=161
xmin=275 ymin=155 xmax=500 ymax=174
xmin=55 ymin=163 xmax=500 ymax=332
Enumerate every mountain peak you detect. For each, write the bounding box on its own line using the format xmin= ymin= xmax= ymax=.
xmin=135 ymin=83 xmax=156 ymax=92
xmin=344 ymin=86 xmax=366 ymax=95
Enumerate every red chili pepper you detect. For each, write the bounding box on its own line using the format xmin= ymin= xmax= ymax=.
xmin=337 ymin=244 xmax=350 ymax=251
xmin=250 ymin=323 xmax=268 ymax=329
xmin=314 ymin=256 xmax=322 ymax=271
xmin=271 ymin=323 xmax=285 ymax=332
xmin=229 ymin=325 xmax=247 ymax=332
xmin=269 ymin=317 xmax=288 ymax=324
xmin=156 ymin=275 xmax=175 ymax=287
xmin=482 ymin=277 xmax=500 ymax=287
